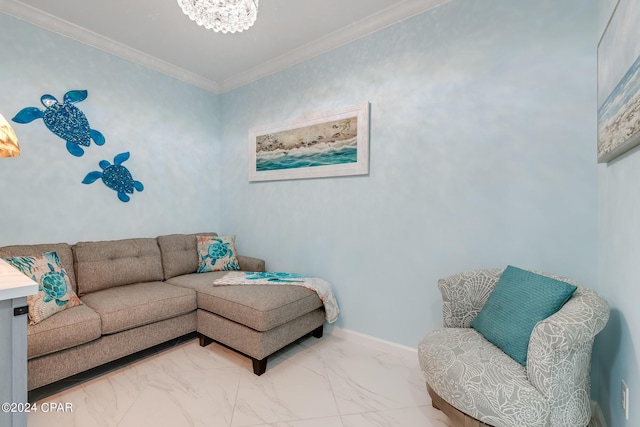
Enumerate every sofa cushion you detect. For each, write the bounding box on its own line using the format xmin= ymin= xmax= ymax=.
xmin=3 ymin=252 xmax=83 ymax=325
xmin=157 ymin=233 xmax=217 ymax=279
xmin=0 ymin=243 xmax=77 ymax=292
xmin=80 ymin=282 xmax=196 ymax=334
xmin=28 ymin=304 xmax=101 ymax=359
xmin=74 ymin=238 xmax=164 ymax=296
xmin=418 ymin=328 xmax=549 ymax=427
xmin=167 ymin=272 xmax=323 ymax=331
xmin=471 ymin=265 xmax=577 ymax=366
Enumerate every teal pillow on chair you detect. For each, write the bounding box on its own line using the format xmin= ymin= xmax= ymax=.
xmin=471 ymin=265 xmax=577 ymax=366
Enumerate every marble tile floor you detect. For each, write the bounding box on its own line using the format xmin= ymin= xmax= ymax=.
xmin=28 ymin=333 xmax=451 ymax=427
xmin=27 ymin=332 xmax=603 ymax=427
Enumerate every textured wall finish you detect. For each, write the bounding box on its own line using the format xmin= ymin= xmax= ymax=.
xmin=0 ymin=13 xmax=221 ymax=245
xmin=597 ymin=3 xmax=640 ymax=426
xmin=0 ymin=0 xmax=617 ymax=420
xmin=219 ymin=0 xmax=598 ymax=349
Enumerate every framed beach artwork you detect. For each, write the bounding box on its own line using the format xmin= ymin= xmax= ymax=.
xmin=597 ymin=0 xmax=640 ymax=163
xmin=248 ymin=102 xmax=370 ymax=181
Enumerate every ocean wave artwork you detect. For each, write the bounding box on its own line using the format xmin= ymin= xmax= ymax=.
xmin=249 ymin=102 xmax=369 ymax=181
xmin=256 ymin=137 xmax=357 ymax=171
xmin=255 ymin=117 xmax=358 ymax=171
xmin=598 ymin=52 xmax=640 ymax=161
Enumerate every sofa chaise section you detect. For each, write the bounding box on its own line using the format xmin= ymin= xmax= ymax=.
xmin=157 ymin=233 xmax=326 ymax=375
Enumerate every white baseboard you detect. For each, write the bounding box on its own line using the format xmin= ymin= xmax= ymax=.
xmin=326 ymin=325 xmax=418 ymax=360
xmin=326 ymin=327 xmax=608 ymax=427
xmin=591 ymin=401 xmax=607 ymax=427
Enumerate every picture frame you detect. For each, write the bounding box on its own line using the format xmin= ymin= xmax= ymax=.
xmin=248 ymin=102 xmax=370 ymax=181
xmin=597 ymin=0 xmax=640 ymax=163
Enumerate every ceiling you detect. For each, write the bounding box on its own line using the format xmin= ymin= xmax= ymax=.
xmin=1 ymin=0 xmax=449 ymax=93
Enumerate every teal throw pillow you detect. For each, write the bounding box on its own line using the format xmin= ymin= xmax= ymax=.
xmin=2 ymin=251 xmax=82 ymax=325
xmin=471 ymin=265 xmax=577 ymax=366
xmin=196 ymin=235 xmax=240 ymax=273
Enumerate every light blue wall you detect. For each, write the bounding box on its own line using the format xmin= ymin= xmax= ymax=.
xmin=3 ymin=2 xmax=614 ymax=417
xmin=0 ymin=14 xmax=221 ymax=245
xmin=220 ymin=0 xmax=599 ymax=348
xmin=596 ymin=0 xmax=640 ymax=424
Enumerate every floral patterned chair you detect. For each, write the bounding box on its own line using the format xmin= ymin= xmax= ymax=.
xmin=418 ymin=269 xmax=609 ymax=427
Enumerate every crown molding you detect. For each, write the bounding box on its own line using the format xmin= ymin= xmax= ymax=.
xmin=219 ymin=0 xmax=451 ymax=93
xmin=2 ymin=0 xmax=449 ymax=95
xmin=0 ymin=0 xmax=222 ymax=93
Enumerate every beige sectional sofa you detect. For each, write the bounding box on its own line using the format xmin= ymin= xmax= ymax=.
xmin=0 ymin=233 xmax=325 ymax=391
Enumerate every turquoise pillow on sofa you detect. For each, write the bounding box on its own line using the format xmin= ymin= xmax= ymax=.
xmin=471 ymin=265 xmax=577 ymax=366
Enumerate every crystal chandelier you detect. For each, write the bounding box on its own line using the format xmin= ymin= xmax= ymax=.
xmin=177 ymin=0 xmax=259 ymax=33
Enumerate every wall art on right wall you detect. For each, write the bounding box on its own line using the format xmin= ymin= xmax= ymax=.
xmin=598 ymin=0 xmax=640 ymax=163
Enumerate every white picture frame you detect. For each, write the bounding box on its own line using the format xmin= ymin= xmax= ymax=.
xmin=248 ymin=102 xmax=370 ymax=181
xmin=597 ymin=0 xmax=640 ymax=163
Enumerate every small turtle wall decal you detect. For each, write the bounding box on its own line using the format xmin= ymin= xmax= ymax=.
xmin=12 ymin=90 xmax=105 ymax=157
xmin=82 ymin=152 xmax=144 ymax=202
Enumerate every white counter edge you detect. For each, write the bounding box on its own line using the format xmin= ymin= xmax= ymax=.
xmin=0 ymin=259 xmax=38 ymax=301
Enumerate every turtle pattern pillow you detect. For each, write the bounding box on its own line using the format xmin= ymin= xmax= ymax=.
xmin=2 ymin=251 xmax=82 ymax=325
xmin=196 ymin=235 xmax=240 ymax=273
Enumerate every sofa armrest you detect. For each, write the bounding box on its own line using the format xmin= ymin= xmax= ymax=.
xmin=437 ymin=268 xmax=503 ymax=328
xmin=237 ymin=255 xmax=265 ymax=272
xmin=526 ymin=286 xmax=609 ymax=424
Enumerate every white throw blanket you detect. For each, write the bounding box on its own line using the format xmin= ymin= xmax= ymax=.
xmin=213 ymin=271 xmax=339 ymax=323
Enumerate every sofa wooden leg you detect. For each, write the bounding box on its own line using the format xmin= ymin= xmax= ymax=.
xmin=199 ymin=334 xmax=213 ymax=347
xmin=311 ymin=325 xmax=323 ymax=338
xmin=252 ymin=357 xmax=267 ymax=376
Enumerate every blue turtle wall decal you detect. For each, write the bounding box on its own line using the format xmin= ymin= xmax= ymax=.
xmin=12 ymin=90 xmax=105 ymax=157
xmin=82 ymin=152 xmax=144 ymax=202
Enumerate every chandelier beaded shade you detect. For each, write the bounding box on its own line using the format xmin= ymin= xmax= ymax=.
xmin=177 ymin=0 xmax=259 ymax=33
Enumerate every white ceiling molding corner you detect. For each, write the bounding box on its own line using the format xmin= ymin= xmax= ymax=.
xmin=1 ymin=0 xmax=222 ymax=93
xmin=2 ymin=0 xmax=450 ymax=94
xmin=220 ymin=0 xmax=452 ymax=92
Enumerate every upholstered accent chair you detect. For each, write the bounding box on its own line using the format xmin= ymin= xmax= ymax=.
xmin=418 ymin=269 xmax=609 ymax=427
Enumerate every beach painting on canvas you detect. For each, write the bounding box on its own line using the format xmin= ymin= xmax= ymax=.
xmin=249 ymin=102 xmax=369 ymax=181
xmin=598 ymin=0 xmax=640 ymax=163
